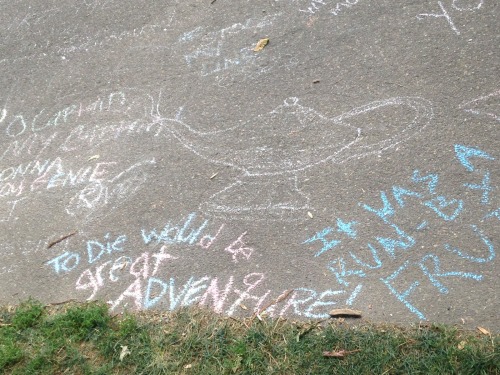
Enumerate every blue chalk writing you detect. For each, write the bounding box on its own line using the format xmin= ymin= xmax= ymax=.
xmin=360 ymin=191 xmax=394 ymax=222
xmin=144 ymin=277 xmax=168 ymax=309
xmin=168 ymin=276 xmax=195 ymax=310
xmin=47 ymin=165 xmax=65 ymax=189
xmin=336 ymin=218 xmax=358 ymax=238
xmin=374 ymin=223 xmax=415 ymax=259
xmin=327 ymin=257 xmax=366 ymax=286
xmin=303 ymin=227 xmax=341 ymax=257
xmin=177 ymin=214 xmax=208 ymax=244
xmin=416 ymin=221 xmax=428 ymax=231
xmin=483 ymin=208 xmax=500 ymax=221
xmin=412 ymin=170 xmax=439 ymax=195
xmin=349 ymin=244 xmax=382 ymax=269
xmin=454 ymin=144 xmax=494 ymax=172
xmin=304 ymin=144 xmax=496 ymax=321
xmin=444 ymin=225 xmax=495 ymax=263
xmin=419 ymin=254 xmax=483 ymax=294
xmin=381 ymin=261 xmax=425 ymax=320
xmin=346 ymin=284 xmax=363 ymax=306
xmin=141 ymin=212 xmax=208 ymax=246
xmin=86 ymin=234 xmax=127 ymax=264
xmin=47 ymin=252 xmax=80 ymax=274
xmin=392 ymin=186 xmax=423 ymax=207
xmin=464 ymin=171 xmax=493 ymax=204
xmin=423 ymin=196 xmax=464 ymax=221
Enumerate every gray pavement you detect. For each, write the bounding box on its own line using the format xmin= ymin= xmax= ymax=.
xmin=0 ymin=0 xmax=498 ymax=331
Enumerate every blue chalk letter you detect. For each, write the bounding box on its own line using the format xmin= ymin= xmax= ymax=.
xmin=454 ymin=144 xmax=494 ymax=172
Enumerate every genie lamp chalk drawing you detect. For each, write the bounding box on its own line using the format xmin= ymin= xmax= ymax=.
xmin=158 ymin=95 xmax=433 ymax=221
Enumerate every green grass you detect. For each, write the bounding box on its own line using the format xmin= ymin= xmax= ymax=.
xmin=0 ymin=300 xmax=498 ymax=374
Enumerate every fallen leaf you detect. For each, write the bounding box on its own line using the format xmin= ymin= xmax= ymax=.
xmin=253 ymin=38 xmax=269 ymax=52
xmin=329 ymin=308 xmax=362 ymax=318
xmin=477 ymin=326 xmax=491 ymax=335
xmin=457 ymin=340 xmax=467 ymax=350
xmin=119 ymin=345 xmax=131 ymax=361
xmin=88 ymin=155 xmax=100 ymax=161
xmin=239 ymin=304 xmax=248 ymax=310
xmin=323 ymin=349 xmax=360 ymax=358
xmin=307 ymin=211 xmax=313 ymax=218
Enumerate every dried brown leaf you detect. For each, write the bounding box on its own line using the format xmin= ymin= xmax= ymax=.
xmin=329 ymin=308 xmax=362 ymax=318
xmin=477 ymin=326 xmax=491 ymax=335
xmin=253 ymin=38 xmax=269 ymax=52
xmin=323 ymin=349 xmax=360 ymax=358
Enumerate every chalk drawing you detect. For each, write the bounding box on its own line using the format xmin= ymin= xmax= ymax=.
xmin=454 ymin=144 xmax=495 ymax=205
xmin=0 ymin=89 xmax=169 ymax=145
xmin=47 ymin=252 xmax=81 ymax=274
xmin=0 ymin=2 xmax=176 ymax=65
xmin=178 ymin=14 xmax=297 ymax=82
xmin=452 ymin=0 xmax=484 ymax=11
xmin=0 ymin=132 xmax=58 ymax=163
xmin=418 ymin=254 xmax=483 ymax=294
xmin=224 ymin=231 xmax=254 ymax=263
xmin=158 ymin=96 xmax=433 ymax=220
xmin=381 ymin=249 xmax=485 ymax=320
xmin=0 ymin=93 xmax=122 ymax=138
xmin=0 ymin=155 xmax=155 ymax=228
xmin=454 ymin=144 xmax=495 ymax=172
xmin=141 ymin=213 xmax=254 ymax=263
xmin=444 ymin=225 xmax=495 ymax=263
xmin=41 ymin=207 xmax=362 ymax=319
xmin=56 ymin=22 xmax=175 ymax=56
xmin=0 ymin=197 xmax=26 ymax=222
xmin=46 ymin=214 xmax=255 ymax=302
xmin=76 ymin=246 xmax=178 ymax=301
xmin=459 ymin=89 xmax=500 ymax=123
xmin=65 ymin=159 xmax=156 ymax=222
xmin=296 ymin=0 xmax=362 ymax=16
xmin=141 ymin=212 xmax=209 ymax=247
xmin=304 ymin=144 xmax=496 ymax=319
xmin=417 ymin=0 xmax=485 ymax=35
xmin=108 ymin=270 xmax=362 ymax=319
xmin=483 ymin=208 xmax=500 ymax=221
xmin=380 ymin=261 xmax=425 ymax=320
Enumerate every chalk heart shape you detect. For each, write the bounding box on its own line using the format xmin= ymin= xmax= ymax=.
xmin=163 ymin=96 xmax=433 ymax=220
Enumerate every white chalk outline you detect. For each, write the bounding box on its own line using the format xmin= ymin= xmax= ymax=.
xmin=155 ymin=95 xmax=433 ymax=221
xmin=459 ymin=89 xmax=500 ymax=122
